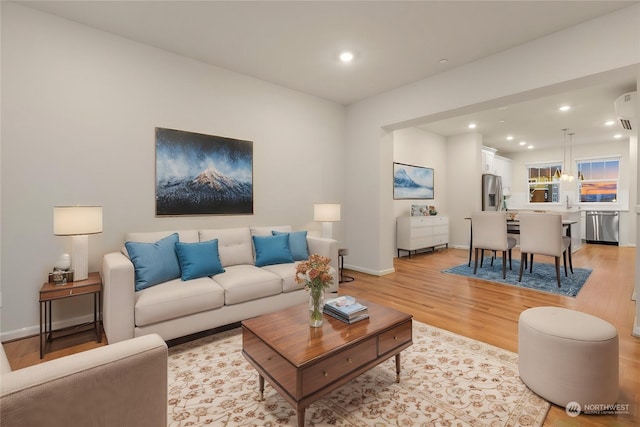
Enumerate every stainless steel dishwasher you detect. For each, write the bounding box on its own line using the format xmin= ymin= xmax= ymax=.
xmin=585 ymin=211 xmax=619 ymax=245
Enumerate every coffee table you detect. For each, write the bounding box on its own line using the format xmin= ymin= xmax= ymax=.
xmin=241 ymin=298 xmax=412 ymax=427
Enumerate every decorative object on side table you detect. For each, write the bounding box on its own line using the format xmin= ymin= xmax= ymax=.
xmin=295 ymin=253 xmax=334 ymax=327
xmin=428 ymin=205 xmax=438 ymax=215
xmin=50 ymin=253 xmax=73 ymax=284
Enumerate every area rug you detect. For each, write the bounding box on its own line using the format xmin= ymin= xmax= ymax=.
xmin=443 ymin=257 xmax=591 ymax=297
xmin=167 ymin=321 xmax=550 ymax=426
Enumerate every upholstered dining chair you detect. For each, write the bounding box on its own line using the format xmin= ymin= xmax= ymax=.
xmin=518 ymin=212 xmax=572 ymax=287
xmin=471 ymin=211 xmax=516 ymax=279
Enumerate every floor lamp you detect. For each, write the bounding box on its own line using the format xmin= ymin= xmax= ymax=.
xmin=53 ymin=206 xmax=103 ymax=281
xmin=314 ymin=203 xmax=340 ymax=239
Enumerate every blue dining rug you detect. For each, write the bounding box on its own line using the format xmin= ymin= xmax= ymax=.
xmin=442 ymin=257 xmax=591 ymax=297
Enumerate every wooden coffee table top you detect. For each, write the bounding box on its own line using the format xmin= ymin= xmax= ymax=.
xmin=241 ymin=298 xmax=411 ymax=367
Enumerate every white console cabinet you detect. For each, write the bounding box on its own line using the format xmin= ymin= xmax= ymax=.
xmin=396 ymin=215 xmax=449 ymax=257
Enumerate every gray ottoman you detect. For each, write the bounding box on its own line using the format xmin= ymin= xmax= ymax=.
xmin=518 ymin=307 xmax=619 ymax=408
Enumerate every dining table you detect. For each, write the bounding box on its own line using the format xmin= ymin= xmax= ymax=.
xmin=465 ymin=217 xmax=577 ymax=267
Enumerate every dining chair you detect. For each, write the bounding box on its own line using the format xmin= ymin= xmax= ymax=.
xmin=517 ymin=212 xmax=572 ymax=287
xmin=471 ymin=211 xmax=516 ymax=279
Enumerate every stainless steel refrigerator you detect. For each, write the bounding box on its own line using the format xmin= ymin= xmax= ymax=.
xmin=482 ymin=174 xmax=503 ymax=211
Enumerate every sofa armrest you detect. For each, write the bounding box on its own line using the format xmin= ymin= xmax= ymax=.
xmin=102 ymin=251 xmax=136 ymax=344
xmin=307 ymin=236 xmax=339 ymax=292
xmin=1 ymin=334 xmax=167 ymax=427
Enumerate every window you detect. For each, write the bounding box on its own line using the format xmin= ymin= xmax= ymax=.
xmin=577 ymin=158 xmax=619 ymax=203
xmin=526 ymin=162 xmax=562 ymax=203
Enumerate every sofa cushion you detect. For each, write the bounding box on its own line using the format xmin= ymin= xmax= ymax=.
xmin=199 ymin=228 xmax=253 ymax=267
xmin=212 ymin=265 xmax=282 ymax=305
xmin=253 ymin=234 xmax=294 ymax=267
xmin=272 ymin=230 xmax=309 ymax=261
xmin=261 ymin=262 xmax=305 ymax=293
xmin=134 ymin=277 xmax=225 ymax=326
xmin=123 ymin=230 xmax=199 ymax=258
xmin=175 ymin=239 xmax=225 ymax=281
xmin=125 ymin=233 xmax=181 ymax=291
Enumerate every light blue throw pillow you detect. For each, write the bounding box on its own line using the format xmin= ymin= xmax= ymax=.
xmin=125 ymin=233 xmax=181 ymax=291
xmin=175 ymin=239 xmax=225 ymax=281
xmin=253 ymin=233 xmax=294 ymax=267
xmin=272 ymin=230 xmax=309 ymax=261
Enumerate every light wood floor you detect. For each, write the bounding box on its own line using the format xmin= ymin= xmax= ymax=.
xmin=3 ymin=244 xmax=638 ymax=426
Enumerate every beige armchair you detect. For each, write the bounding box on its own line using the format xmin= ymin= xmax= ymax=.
xmin=471 ymin=211 xmax=516 ymax=279
xmin=1 ymin=334 xmax=167 ymax=427
xmin=517 ymin=212 xmax=572 ymax=287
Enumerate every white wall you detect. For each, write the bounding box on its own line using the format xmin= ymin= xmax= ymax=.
xmin=0 ymin=3 xmax=345 ymax=339
xmin=392 ymin=128 xmax=447 ymax=218
xmin=445 ymin=133 xmax=483 ymax=249
xmin=344 ymin=4 xmax=640 ymax=275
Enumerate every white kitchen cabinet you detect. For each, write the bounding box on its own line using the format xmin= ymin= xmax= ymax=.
xmin=482 ymin=147 xmax=496 ymax=173
xmin=494 ymin=155 xmax=513 ymax=195
xmin=396 ymin=215 xmax=449 ymax=257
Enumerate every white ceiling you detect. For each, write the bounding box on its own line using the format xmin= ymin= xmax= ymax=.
xmin=17 ymin=0 xmax=639 ymax=152
xmin=418 ymin=74 xmax=637 ymax=154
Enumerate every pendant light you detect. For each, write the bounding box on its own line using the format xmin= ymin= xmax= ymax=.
xmin=560 ymin=129 xmax=575 ymax=182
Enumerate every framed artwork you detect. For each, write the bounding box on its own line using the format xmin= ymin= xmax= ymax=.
xmin=393 ymin=162 xmax=434 ymax=200
xmin=155 ymin=127 xmax=253 ymax=215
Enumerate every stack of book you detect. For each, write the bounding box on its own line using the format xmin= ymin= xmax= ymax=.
xmin=324 ymin=296 xmax=369 ymax=324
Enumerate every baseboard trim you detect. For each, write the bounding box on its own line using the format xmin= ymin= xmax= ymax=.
xmin=343 ymin=264 xmax=394 ymax=276
xmin=0 ymin=313 xmax=98 ymax=342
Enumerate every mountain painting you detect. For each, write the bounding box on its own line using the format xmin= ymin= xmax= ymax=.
xmin=155 ymin=128 xmax=253 ymax=215
xmin=393 ymin=162 xmax=434 ymax=200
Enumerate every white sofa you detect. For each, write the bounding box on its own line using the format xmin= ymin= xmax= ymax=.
xmin=1 ymin=334 xmax=167 ymax=427
xmin=102 ymin=225 xmax=338 ymax=344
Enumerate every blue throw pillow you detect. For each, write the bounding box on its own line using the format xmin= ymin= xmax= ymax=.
xmin=272 ymin=230 xmax=309 ymax=261
xmin=175 ymin=239 xmax=225 ymax=281
xmin=253 ymin=233 xmax=294 ymax=267
xmin=125 ymin=233 xmax=181 ymax=291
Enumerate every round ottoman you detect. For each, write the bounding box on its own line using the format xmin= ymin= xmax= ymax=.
xmin=518 ymin=307 xmax=619 ymax=409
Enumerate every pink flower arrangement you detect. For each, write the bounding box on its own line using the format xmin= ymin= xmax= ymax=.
xmin=295 ymin=253 xmax=333 ymax=291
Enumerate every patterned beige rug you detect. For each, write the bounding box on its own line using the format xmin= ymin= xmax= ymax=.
xmin=167 ymin=321 xmax=549 ymax=426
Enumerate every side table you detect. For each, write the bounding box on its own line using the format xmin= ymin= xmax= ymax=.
xmin=39 ymin=272 xmax=102 ymax=358
xmin=338 ymin=248 xmax=354 ymax=283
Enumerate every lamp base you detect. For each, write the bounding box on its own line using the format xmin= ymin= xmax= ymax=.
xmin=71 ymin=235 xmax=89 ymax=281
xmin=321 ymin=222 xmax=334 ymax=239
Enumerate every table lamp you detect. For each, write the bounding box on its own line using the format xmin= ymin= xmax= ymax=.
xmin=53 ymin=206 xmax=103 ymax=281
xmin=314 ymin=203 xmax=340 ymax=239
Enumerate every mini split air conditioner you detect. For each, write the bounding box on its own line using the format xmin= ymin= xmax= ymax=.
xmin=614 ymin=91 xmax=637 ymax=130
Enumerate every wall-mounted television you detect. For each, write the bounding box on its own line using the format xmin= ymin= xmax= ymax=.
xmin=393 ymin=162 xmax=434 ymax=200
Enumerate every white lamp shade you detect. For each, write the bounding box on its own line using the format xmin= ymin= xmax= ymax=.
xmin=314 ymin=204 xmax=341 ymax=222
xmin=54 ymin=206 xmax=103 ymax=235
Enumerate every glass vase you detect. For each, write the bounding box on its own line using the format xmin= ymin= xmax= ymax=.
xmin=309 ymin=288 xmax=325 ymax=327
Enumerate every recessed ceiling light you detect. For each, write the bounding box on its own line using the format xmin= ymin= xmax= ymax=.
xmin=506 ymin=135 xmax=514 ymax=141
xmin=339 ymin=51 xmax=354 ymax=63
xmin=527 ymin=145 xmax=534 ymax=149
xmin=605 ymin=120 xmax=615 ymax=126
xmin=519 ymin=141 xmax=526 ymax=146
xmin=559 ymin=105 xmax=571 ymax=112
xmin=614 ymin=134 xmax=622 ymax=139
xmin=439 ymin=58 xmax=448 ymax=64
xmin=468 ymin=123 xmax=477 ymax=129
